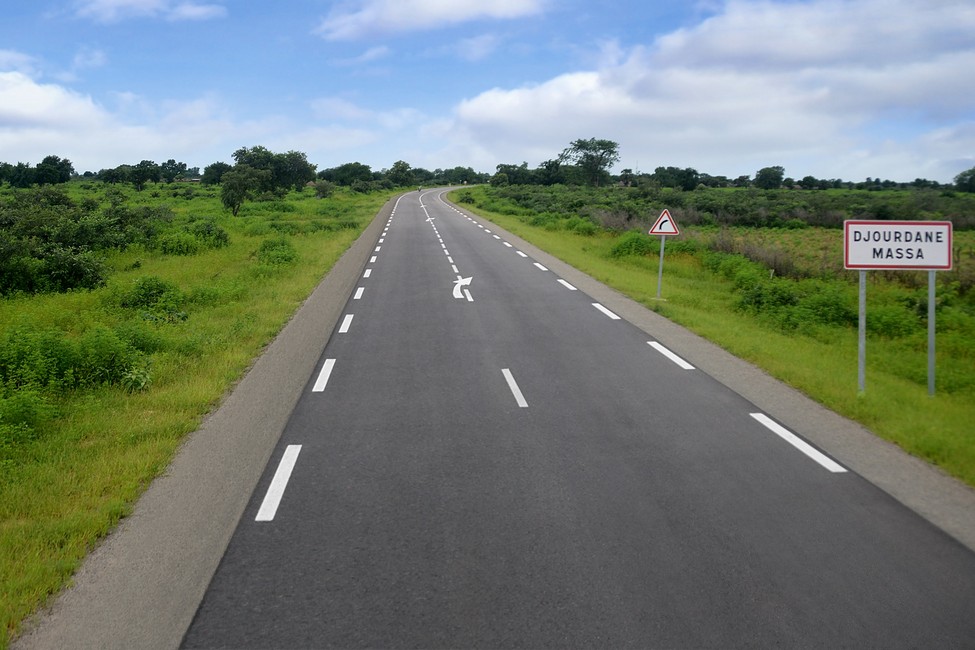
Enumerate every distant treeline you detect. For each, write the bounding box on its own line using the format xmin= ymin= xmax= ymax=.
xmin=0 ymin=149 xmax=490 ymax=192
xmin=461 ymin=183 xmax=975 ymax=231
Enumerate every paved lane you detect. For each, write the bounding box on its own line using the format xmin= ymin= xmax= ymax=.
xmin=182 ymin=190 xmax=975 ymax=648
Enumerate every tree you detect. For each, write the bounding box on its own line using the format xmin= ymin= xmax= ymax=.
xmin=320 ymin=162 xmax=373 ymax=186
xmin=160 ymin=159 xmax=188 ymax=183
xmin=561 ymin=138 xmax=620 ymax=187
xmin=202 ymin=162 xmax=232 ymax=185
xmin=220 ymin=165 xmax=270 ymax=216
xmin=954 ymin=166 xmax=975 ymax=193
xmin=272 ymin=150 xmax=317 ymax=191
xmin=495 ymin=162 xmax=534 ymax=185
xmin=35 ymin=155 xmax=75 ymax=184
xmin=386 ymin=160 xmax=414 ymax=187
xmin=754 ymin=166 xmax=785 ymax=190
xmin=130 ymin=160 xmax=161 ymax=191
xmin=651 ymin=166 xmax=699 ymax=191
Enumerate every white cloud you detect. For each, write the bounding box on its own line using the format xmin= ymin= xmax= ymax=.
xmin=0 ymin=72 xmax=246 ymax=170
xmin=71 ymin=46 xmax=108 ymax=71
xmin=330 ymin=46 xmax=392 ymax=67
xmin=455 ymin=34 xmax=501 ymax=62
xmin=315 ymin=0 xmax=547 ymax=40
xmin=426 ymin=0 xmax=975 ymax=181
xmin=0 ymin=50 xmax=41 ymax=76
xmin=74 ymin=0 xmax=225 ymax=23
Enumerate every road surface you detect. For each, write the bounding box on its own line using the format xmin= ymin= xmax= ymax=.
xmin=179 ymin=190 xmax=975 ymax=648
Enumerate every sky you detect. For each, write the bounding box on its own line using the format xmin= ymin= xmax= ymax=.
xmin=1 ymin=0 xmax=973 ymax=183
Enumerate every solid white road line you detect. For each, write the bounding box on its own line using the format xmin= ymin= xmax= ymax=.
xmin=749 ymin=413 xmax=848 ymax=473
xmin=533 ymin=262 xmax=549 ymax=271
xmin=557 ymin=279 xmax=577 ymax=291
xmin=255 ymin=444 xmax=302 ymax=521
xmin=502 ymin=368 xmax=529 ymax=408
xmin=339 ymin=314 xmax=354 ymax=333
xmin=648 ymin=341 xmax=695 ymax=370
xmin=312 ymin=358 xmax=336 ymax=392
xmin=592 ymin=303 xmax=621 ymax=320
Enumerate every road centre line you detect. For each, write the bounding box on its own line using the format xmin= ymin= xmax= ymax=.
xmin=557 ymin=279 xmax=577 ymax=291
xmin=502 ymin=369 xmax=529 ymax=408
xmin=648 ymin=341 xmax=695 ymax=370
xmin=312 ymin=358 xmax=336 ymax=392
xmin=593 ymin=303 xmax=621 ymax=320
xmin=255 ymin=444 xmax=302 ymax=522
xmin=353 ymin=287 xmax=364 ymax=300
xmin=339 ymin=314 xmax=354 ymax=333
xmin=750 ymin=413 xmax=848 ymax=473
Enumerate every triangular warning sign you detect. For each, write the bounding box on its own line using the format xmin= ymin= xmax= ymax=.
xmin=649 ymin=209 xmax=680 ymax=235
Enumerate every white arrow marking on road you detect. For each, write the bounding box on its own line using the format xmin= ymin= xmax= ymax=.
xmin=453 ymin=276 xmax=472 ymax=299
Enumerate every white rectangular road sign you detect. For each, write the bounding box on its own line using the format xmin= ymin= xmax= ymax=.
xmin=844 ymin=220 xmax=952 ymax=270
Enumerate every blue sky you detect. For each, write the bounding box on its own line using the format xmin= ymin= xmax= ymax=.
xmin=1 ymin=0 xmax=973 ymax=182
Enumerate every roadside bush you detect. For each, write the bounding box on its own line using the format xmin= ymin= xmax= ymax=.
xmin=0 ymin=324 xmax=144 ymax=390
xmin=610 ymin=230 xmax=656 ymax=257
xmin=40 ymin=247 xmax=107 ymax=292
xmin=117 ymin=275 xmax=187 ymax=322
xmin=257 ymin=237 xmax=297 ymax=265
xmin=189 ymin=219 xmax=230 ymax=249
xmin=158 ymin=231 xmax=201 ymax=256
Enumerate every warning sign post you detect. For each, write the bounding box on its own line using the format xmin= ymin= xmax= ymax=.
xmin=649 ymin=209 xmax=679 ymax=299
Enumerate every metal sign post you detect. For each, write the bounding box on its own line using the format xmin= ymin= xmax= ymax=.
xmin=649 ymin=209 xmax=680 ymax=300
xmin=844 ymin=220 xmax=953 ymax=395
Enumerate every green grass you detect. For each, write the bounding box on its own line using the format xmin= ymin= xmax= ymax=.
xmin=450 ymin=188 xmax=975 ymax=490
xmin=0 ymin=184 xmax=397 ymax=647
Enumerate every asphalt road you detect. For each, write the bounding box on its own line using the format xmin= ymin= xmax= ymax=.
xmin=176 ymin=190 xmax=975 ymax=649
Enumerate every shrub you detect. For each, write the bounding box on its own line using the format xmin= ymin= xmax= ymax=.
xmin=189 ymin=220 xmax=230 ymax=249
xmin=40 ymin=247 xmax=107 ymax=292
xmin=0 ymin=325 xmax=144 ymax=390
xmin=119 ymin=275 xmax=182 ymax=310
xmin=118 ymin=275 xmax=187 ymax=322
xmin=158 ymin=231 xmax=201 ymax=256
xmin=610 ymin=230 xmax=656 ymax=257
xmin=257 ymin=237 xmax=297 ymax=265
